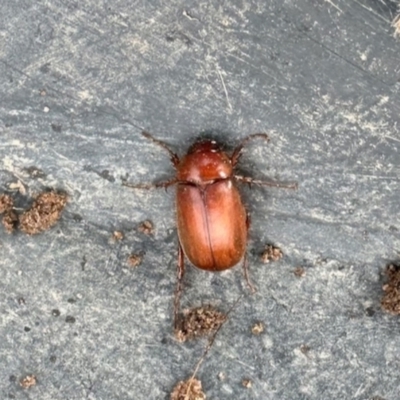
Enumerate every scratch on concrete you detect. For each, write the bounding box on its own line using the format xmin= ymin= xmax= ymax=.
xmin=324 ymin=0 xmax=343 ymax=15
xmin=216 ymin=65 xmax=233 ymax=112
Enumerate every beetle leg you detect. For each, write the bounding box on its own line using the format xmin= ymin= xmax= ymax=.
xmin=242 ymin=254 xmax=256 ymax=293
xmin=122 ymin=178 xmax=178 ymax=190
xmin=243 ymin=215 xmax=257 ymax=293
xmin=174 ymin=244 xmax=186 ymax=330
xmin=246 ymin=212 xmax=251 ymax=230
xmin=231 ymin=133 xmax=270 ymax=167
xmin=234 ymin=175 xmax=298 ymax=189
xmin=142 ymin=131 xmax=180 ymax=167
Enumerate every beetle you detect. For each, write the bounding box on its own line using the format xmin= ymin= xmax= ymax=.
xmin=124 ymin=131 xmax=297 ymax=329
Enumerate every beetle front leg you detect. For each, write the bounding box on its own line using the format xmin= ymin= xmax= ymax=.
xmin=234 ymin=175 xmax=298 ymax=190
xmin=174 ymin=244 xmax=186 ymax=331
xmin=243 ymin=215 xmax=257 ymax=294
xmin=122 ymin=177 xmax=178 ymax=190
xmin=142 ymin=131 xmax=180 ymax=167
xmin=231 ymin=133 xmax=270 ymax=167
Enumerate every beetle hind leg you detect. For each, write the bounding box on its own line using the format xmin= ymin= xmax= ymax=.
xmin=243 ymin=214 xmax=257 ymax=293
xmin=174 ymin=244 xmax=186 ymax=331
xmin=242 ymin=253 xmax=257 ymax=294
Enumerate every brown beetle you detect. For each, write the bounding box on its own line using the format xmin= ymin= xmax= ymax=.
xmin=125 ymin=132 xmax=297 ymax=329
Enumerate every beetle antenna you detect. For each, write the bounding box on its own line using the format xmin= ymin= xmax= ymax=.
xmin=174 ymin=245 xmax=186 ymax=331
xmin=142 ymin=131 xmax=180 ymax=167
xmin=231 ymin=133 xmax=270 ymax=167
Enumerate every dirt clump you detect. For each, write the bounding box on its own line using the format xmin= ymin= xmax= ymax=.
xmin=381 ymin=264 xmax=400 ymax=314
xmin=171 ymin=378 xmax=206 ymax=400
xmin=175 ymin=305 xmax=227 ymax=342
xmin=2 ymin=210 xmax=18 ymax=233
xmin=261 ymin=244 xmax=283 ymax=263
xmin=0 ymin=194 xmax=18 ymax=233
xmin=0 ymin=194 xmax=13 ymax=214
xmin=19 ymin=191 xmax=67 ymax=235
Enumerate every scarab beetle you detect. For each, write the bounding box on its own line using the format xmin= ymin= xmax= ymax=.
xmin=125 ymin=131 xmax=297 ymax=329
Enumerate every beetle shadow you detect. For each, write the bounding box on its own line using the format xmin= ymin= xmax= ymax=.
xmin=193 ymin=129 xmax=234 ymax=152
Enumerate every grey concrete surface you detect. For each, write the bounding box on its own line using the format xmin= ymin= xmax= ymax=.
xmin=1 ymin=0 xmax=400 ymax=399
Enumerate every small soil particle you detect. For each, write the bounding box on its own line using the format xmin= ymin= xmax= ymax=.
xmin=128 ymin=253 xmax=142 ymax=267
xmin=293 ymin=267 xmax=306 ymax=277
xmin=170 ymin=378 xmax=206 ymax=400
xmin=138 ymin=220 xmax=154 ymax=235
xmin=242 ymin=379 xmax=252 ymax=388
xmin=175 ymin=305 xmax=227 ymax=342
xmin=381 ymin=264 xmax=400 ymax=314
xmin=23 ymin=166 xmax=46 ymax=179
xmin=251 ymin=322 xmax=264 ymax=335
xmin=19 ymin=191 xmax=67 ymax=235
xmin=19 ymin=375 xmax=36 ymax=389
xmin=99 ymin=169 xmax=115 ymax=182
xmin=52 ymin=309 xmax=60 ymax=317
xmin=300 ymin=344 xmax=311 ymax=354
xmin=9 ymin=180 xmax=26 ymax=195
xmin=261 ymin=244 xmax=283 ymax=263
xmin=51 ymin=124 xmax=62 ymax=133
xmin=112 ymin=230 xmax=124 ymax=241
xmin=365 ymin=307 xmax=375 ymax=317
